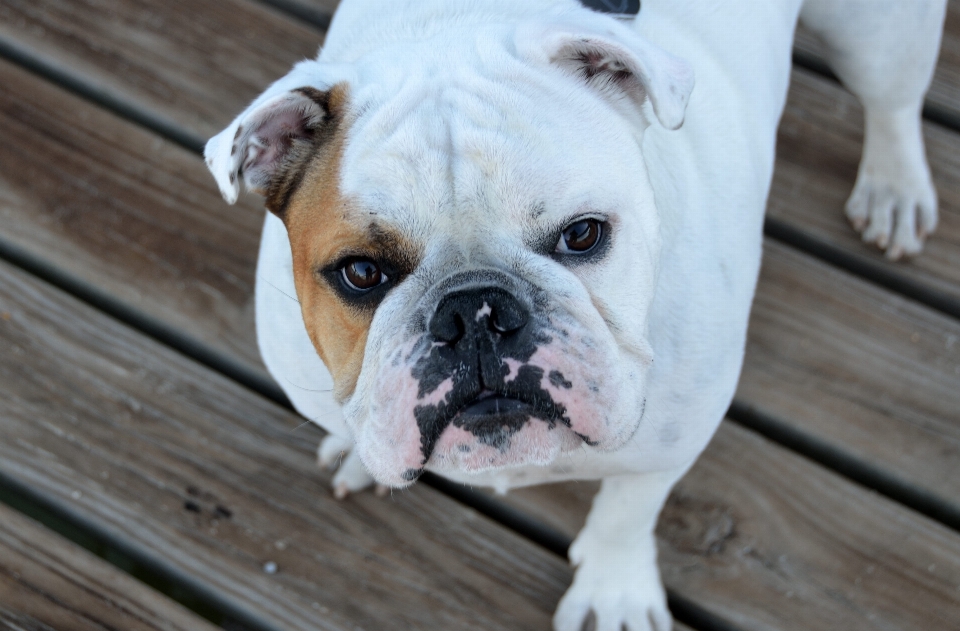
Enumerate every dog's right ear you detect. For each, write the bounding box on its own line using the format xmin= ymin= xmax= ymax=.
xmin=204 ymin=60 xmax=352 ymax=211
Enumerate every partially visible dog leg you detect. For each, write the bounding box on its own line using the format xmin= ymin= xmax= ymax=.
xmin=799 ymin=0 xmax=947 ymax=259
xmin=317 ymin=434 xmax=379 ymax=499
xmin=554 ymin=468 xmax=685 ymax=631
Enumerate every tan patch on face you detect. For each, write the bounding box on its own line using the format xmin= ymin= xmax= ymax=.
xmin=281 ymin=85 xmax=417 ymax=401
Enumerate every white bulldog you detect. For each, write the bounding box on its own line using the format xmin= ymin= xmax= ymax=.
xmin=205 ymin=1 xmax=946 ymax=629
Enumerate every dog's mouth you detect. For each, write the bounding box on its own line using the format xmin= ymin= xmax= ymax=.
xmin=447 ymin=387 xmax=563 ymax=430
xmin=410 ymin=361 xmax=584 ymax=480
xmin=415 ymin=386 xmax=572 ymax=466
xmin=409 ymin=384 xmax=591 ymax=481
xmin=457 ymin=390 xmax=531 ymax=417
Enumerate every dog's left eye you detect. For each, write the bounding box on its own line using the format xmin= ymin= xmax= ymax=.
xmin=341 ymin=259 xmax=389 ymax=291
xmin=556 ymin=219 xmax=602 ymax=254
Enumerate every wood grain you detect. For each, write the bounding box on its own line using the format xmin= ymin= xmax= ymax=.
xmin=0 ymin=258 xmax=570 ymax=631
xmin=0 ymin=502 xmax=221 ymax=631
xmin=794 ymin=0 xmax=960 ymax=123
xmin=739 ymin=240 xmax=960 ymax=506
xmin=0 ymin=57 xmax=266 ymax=375
xmin=0 ymin=0 xmax=322 ymax=141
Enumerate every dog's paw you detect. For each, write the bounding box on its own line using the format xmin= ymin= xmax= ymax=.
xmin=845 ymin=109 xmax=938 ymax=261
xmin=845 ymin=174 xmax=937 ymax=261
xmin=553 ymin=541 xmax=671 ymax=631
xmin=317 ymin=434 xmax=385 ymax=499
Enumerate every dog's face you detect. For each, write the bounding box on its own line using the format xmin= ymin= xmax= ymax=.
xmin=206 ymin=16 xmax=693 ymax=486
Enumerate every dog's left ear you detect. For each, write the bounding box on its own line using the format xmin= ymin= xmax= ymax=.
xmin=516 ymin=17 xmax=694 ymax=130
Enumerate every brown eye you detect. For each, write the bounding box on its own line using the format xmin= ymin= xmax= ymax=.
xmin=557 ymin=219 xmax=602 ymax=254
xmin=341 ymin=259 xmax=386 ymax=291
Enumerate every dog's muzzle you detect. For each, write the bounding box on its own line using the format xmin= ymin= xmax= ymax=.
xmin=406 ymin=280 xmax=575 ymax=476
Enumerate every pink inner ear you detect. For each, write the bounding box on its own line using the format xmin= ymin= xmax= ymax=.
xmin=516 ymin=18 xmax=693 ymax=130
xmin=240 ymin=95 xmax=327 ymax=192
xmin=245 ymin=108 xmax=309 ymax=172
xmin=574 ymin=46 xmax=634 ymax=86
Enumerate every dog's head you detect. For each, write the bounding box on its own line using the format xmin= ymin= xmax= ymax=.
xmin=206 ymin=13 xmax=693 ymax=486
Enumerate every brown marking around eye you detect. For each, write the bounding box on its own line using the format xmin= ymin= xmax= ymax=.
xmin=281 ymin=85 xmax=421 ymax=400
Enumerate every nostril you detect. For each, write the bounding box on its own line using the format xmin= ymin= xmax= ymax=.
xmin=431 ymin=311 xmax=465 ymax=345
xmin=449 ymin=314 xmax=465 ymax=345
xmin=490 ymin=302 xmax=526 ymax=334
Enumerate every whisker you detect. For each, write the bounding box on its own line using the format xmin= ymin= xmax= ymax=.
xmin=259 ymin=275 xmax=300 ymax=304
xmin=284 ymin=376 xmax=333 ymax=393
xmin=643 ymin=413 xmax=666 ymax=443
xmin=287 ymin=419 xmax=314 ymax=433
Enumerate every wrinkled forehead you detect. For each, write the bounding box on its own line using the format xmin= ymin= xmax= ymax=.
xmin=338 ymin=51 xmax=648 ymax=233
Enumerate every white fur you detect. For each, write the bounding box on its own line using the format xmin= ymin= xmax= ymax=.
xmin=206 ymin=1 xmax=946 ymax=628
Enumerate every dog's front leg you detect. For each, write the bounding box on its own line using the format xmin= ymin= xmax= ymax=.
xmin=554 ymin=468 xmax=685 ymax=631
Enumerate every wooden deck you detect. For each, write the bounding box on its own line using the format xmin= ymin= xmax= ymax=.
xmin=0 ymin=1 xmax=958 ymax=629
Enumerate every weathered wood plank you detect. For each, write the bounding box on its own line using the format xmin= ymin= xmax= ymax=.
xmin=0 ymin=502 xmax=221 ymax=631
xmin=0 ymin=57 xmax=266 ymax=374
xmin=0 ymin=0 xmax=321 ymax=142
xmin=770 ymin=67 xmax=960 ymax=309
xmin=0 ymin=258 xmax=570 ymax=631
xmin=506 ymin=417 xmax=960 ymax=631
xmin=738 ymin=240 xmax=960 ymax=507
xmin=794 ymin=0 xmax=960 ymax=123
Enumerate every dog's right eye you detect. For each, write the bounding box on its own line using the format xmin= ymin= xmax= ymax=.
xmin=341 ymin=259 xmax=388 ymax=291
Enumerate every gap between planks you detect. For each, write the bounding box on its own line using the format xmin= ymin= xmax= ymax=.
xmin=0 ymin=501 xmax=224 ymax=631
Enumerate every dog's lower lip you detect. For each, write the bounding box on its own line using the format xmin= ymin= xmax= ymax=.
xmin=458 ymin=395 xmax=528 ymax=416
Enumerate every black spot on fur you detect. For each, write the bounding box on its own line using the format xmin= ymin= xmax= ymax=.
xmin=548 ymin=370 xmax=573 ymax=389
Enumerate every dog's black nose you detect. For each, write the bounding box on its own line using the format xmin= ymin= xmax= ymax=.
xmin=429 ymin=286 xmax=528 ymax=347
